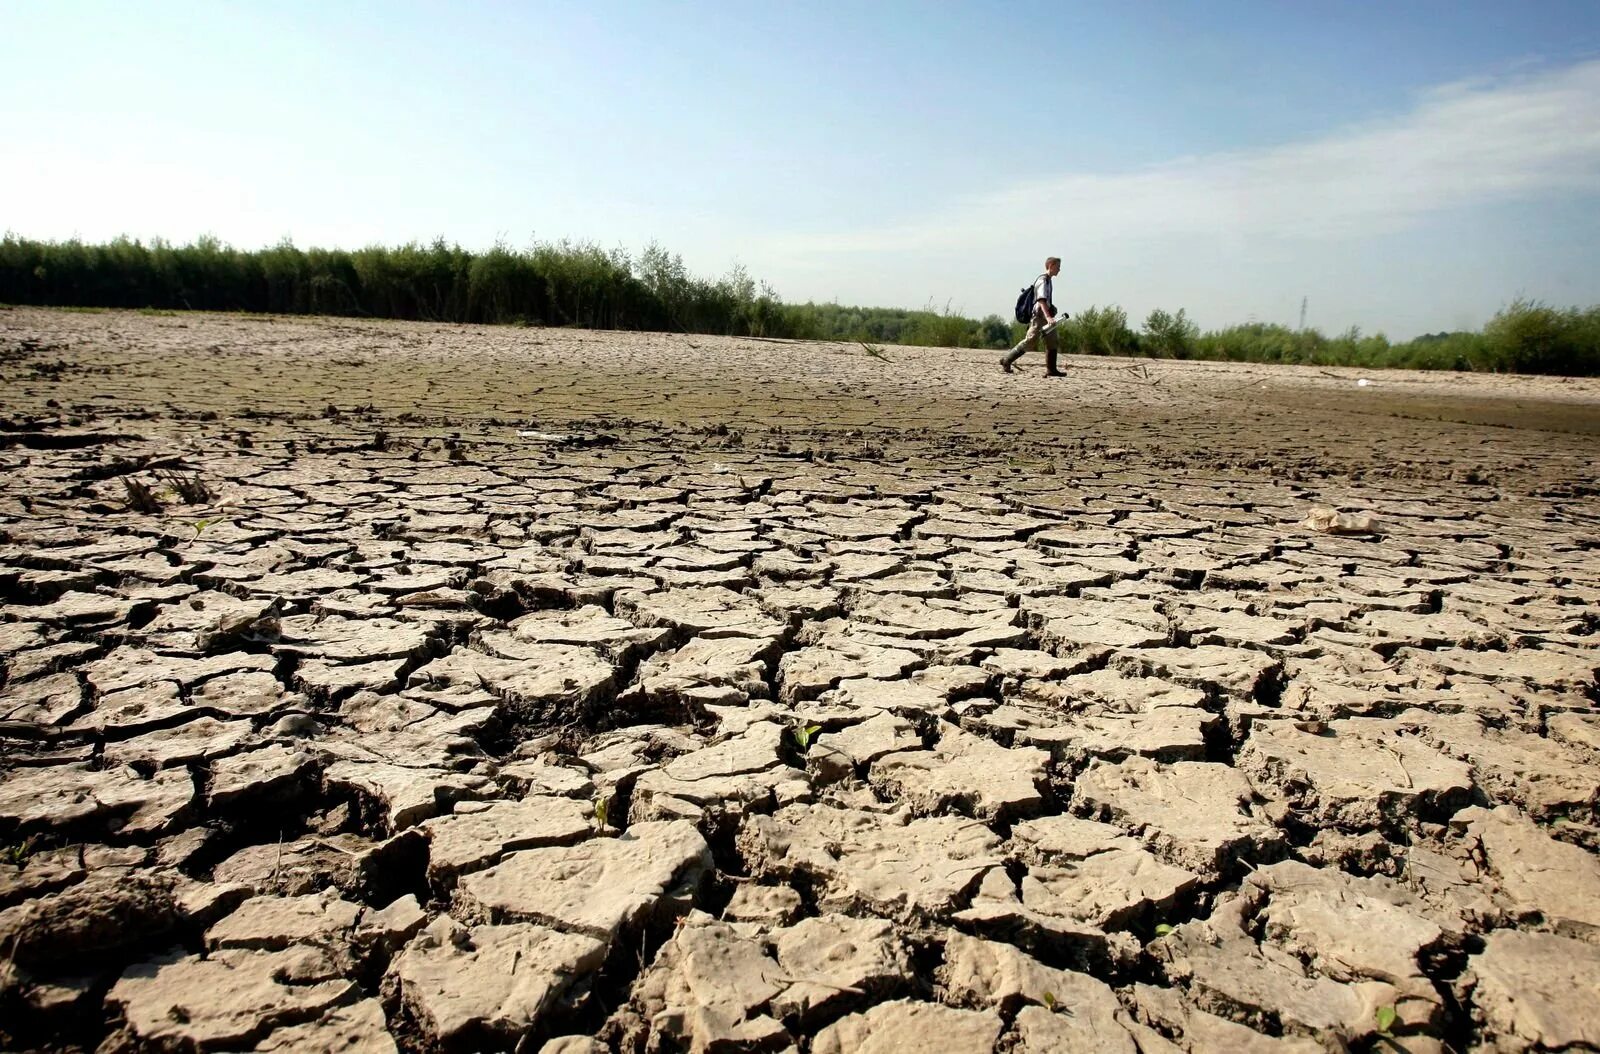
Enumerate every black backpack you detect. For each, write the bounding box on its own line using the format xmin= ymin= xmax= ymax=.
xmin=1014 ymin=273 xmax=1045 ymax=324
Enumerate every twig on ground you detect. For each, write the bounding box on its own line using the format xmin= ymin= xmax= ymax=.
xmin=771 ymin=974 xmax=867 ymax=995
xmin=305 ymin=837 xmax=362 ymax=857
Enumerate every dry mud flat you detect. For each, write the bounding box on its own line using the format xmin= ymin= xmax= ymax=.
xmin=0 ymin=308 xmax=1598 ymax=1053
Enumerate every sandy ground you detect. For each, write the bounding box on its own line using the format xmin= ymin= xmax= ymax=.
xmin=1 ymin=306 xmax=1598 ymax=1053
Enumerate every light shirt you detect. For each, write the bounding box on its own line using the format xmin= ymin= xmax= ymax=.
xmin=1034 ymin=274 xmax=1053 ymax=311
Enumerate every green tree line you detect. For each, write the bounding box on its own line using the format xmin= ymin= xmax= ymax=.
xmin=2 ymin=234 xmax=1596 ymax=375
xmin=0 ymin=234 xmax=788 ymax=336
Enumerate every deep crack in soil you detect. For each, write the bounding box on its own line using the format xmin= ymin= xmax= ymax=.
xmin=1 ymin=307 xmax=1598 ymax=1053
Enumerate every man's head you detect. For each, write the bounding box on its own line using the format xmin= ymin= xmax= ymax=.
xmin=1044 ymin=256 xmax=1061 ymax=276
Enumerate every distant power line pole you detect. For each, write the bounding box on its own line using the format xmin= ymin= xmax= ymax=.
xmin=1299 ymin=296 xmax=1307 ymax=333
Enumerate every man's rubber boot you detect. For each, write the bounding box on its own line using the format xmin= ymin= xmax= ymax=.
xmin=1044 ymin=347 xmax=1063 ymax=376
xmin=1000 ymin=348 xmax=1024 ymax=373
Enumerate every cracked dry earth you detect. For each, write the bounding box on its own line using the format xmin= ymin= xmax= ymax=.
xmin=1 ymin=307 xmax=1599 ymax=1054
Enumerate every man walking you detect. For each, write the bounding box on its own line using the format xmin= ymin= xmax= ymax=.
xmin=1001 ymin=256 xmax=1065 ymax=376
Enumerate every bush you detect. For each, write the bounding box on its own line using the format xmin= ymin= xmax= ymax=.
xmin=1061 ymin=305 xmax=1136 ymax=357
xmin=977 ymin=315 xmax=1013 ymax=349
xmin=1483 ymin=299 xmax=1600 ymax=376
xmin=1141 ymin=308 xmax=1198 ymax=359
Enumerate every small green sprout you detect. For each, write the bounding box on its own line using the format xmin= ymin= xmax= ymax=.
xmin=793 ymin=724 xmax=823 ymax=752
xmin=1154 ymin=923 xmax=1174 ymax=937
xmin=191 ymin=519 xmax=212 ymax=538
xmin=1375 ymin=1005 xmax=1397 ymax=1037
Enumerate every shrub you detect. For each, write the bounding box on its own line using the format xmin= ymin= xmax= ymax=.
xmin=1483 ymin=298 xmax=1600 ymax=375
xmin=1061 ymin=305 xmax=1136 ymax=357
xmin=1141 ymin=308 xmax=1198 ymax=359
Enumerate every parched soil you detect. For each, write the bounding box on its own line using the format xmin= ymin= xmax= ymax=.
xmin=1 ymin=305 xmax=1598 ymax=1053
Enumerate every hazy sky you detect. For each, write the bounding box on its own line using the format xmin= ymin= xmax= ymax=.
xmin=5 ymin=1 xmax=1599 ymax=338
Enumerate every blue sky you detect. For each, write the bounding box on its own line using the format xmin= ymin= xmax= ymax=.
xmin=5 ymin=1 xmax=1599 ymax=338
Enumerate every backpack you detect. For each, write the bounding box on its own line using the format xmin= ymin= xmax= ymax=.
xmin=1014 ymin=273 xmax=1045 ymax=324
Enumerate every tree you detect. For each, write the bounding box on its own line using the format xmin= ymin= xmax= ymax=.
xmin=978 ymin=314 xmax=1013 ymax=349
xmin=1141 ymin=308 xmax=1198 ymax=359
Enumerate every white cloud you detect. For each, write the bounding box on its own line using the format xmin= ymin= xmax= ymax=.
xmin=772 ymin=58 xmax=1600 ymax=255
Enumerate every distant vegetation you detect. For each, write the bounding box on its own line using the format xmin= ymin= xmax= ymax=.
xmin=3 ymin=234 xmax=1596 ymax=376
